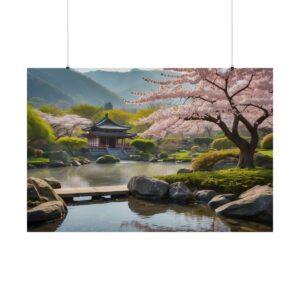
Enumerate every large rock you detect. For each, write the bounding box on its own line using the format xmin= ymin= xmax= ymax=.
xmin=49 ymin=151 xmax=70 ymax=164
xmin=71 ymin=160 xmax=82 ymax=166
xmin=27 ymin=183 xmax=41 ymax=200
xmin=216 ymin=185 xmax=273 ymax=223
xmin=27 ymin=177 xmax=67 ymax=224
xmin=168 ymin=182 xmax=194 ymax=203
xmin=49 ymin=160 xmax=65 ymax=168
xmin=212 ymin=157 xmax=238 ymax=170
xmin=27 ymin=201 xmax=67 ymax=224
xmin=208 ymin=194 xmax=236 ymax=210
xmin=44 ymin=177 xmax=61 ymax=189
xmin=127 ymin=176 xmax=169 ymax=201
xmin=177 ymin=168 xmax=193 ymax=174
xmin=96 ymin=155 xmax=120 ymax=164
xmin=194 ymin=190 xmax=217 ymax=203
xmin=28 ymin=177 xmax=63 ymax=201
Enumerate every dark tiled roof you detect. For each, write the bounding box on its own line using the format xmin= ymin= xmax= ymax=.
xmin=83 ymin=113 xmax=131 ymax=131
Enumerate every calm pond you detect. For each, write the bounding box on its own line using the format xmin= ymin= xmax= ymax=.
xmin=28 ymin=161 xmax=272 ymax=232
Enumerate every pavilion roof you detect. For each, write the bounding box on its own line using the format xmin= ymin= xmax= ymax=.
xmin=83 ymin=113 xmax=131 ymax=131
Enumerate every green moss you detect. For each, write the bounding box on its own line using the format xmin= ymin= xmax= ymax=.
xmin=157 ymin=168 xmax=272 ymax=194
xmin=27 ymin=157 xmax=49 ymax=164
xmin=257 ymin=149 xmax=273 ymax=157
xmin=192 ymin=149 xmax=240 ymax=170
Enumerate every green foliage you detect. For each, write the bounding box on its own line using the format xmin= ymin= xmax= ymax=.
xmin=27 ymin=105 xmax=55 ymax=144
xmin=68 ymin=104 xmax=103 ymax=120
xmin=131 ymin=138 xmax=156 ymax=153
xmin=27 ymin=147 xmax=35 ymax=158
xmin=192 ymin=149 xmax=240 ymax=171
xmin=158 ymin=168 xmax=273 ymax=194
xmin=191 ymin=145 xmax=201 ymax=152
xmin=261 ymin=133 xmax=273 ymax=150
xmin=211 ymin=137 xmax=235 ymax=150
xmin=193 ymin=137 xmax=213 ymax=146
xmin=39 ymin=105 xmax=64 ymax=116
xmin=56 ymin=136 xmax=88 ymax=153
xmin=257 ymin=149 xmax=273 ymax=157
xmin=27 ymin=157 xmax=49 ymax=164
xmin=159 ymin=137 xmax=182 ymax=153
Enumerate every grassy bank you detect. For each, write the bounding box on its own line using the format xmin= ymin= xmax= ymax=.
xmin=157 ymin=168 xmax=273 ymax=194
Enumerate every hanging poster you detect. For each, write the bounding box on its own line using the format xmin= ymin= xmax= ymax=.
xmin=27 ymin=67 xmax=273 ymax=232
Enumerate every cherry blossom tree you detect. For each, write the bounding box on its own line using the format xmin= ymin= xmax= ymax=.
xmin=38 ymin=111 xmax=92 ymax=139
xmin=128 ymin=68 xmax=273 ymax=168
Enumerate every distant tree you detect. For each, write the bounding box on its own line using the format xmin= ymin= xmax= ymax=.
xmin=193 ymin=137 xmax=213 ymax=146
xmin=212 ymin=137 xmax=235 ymax=150
xmin=27 ymin=105 xmax=55 ymax=144
xmin=131 ymin=138 xmax=156 ymax=153
xmin=104 ymin=102 xmax=113 ymax=110
xmin=56 ymin=136 xmax=88 ymax=155
xmin=68 ymin=104 xmax=103 ymax=120
xmin=38 ymin=111 xmax=91 ymax=139
xmin=159 ymin=137 xmax=181 ymax=153
xmin=39 ymin=105 xmax=64 ymax=116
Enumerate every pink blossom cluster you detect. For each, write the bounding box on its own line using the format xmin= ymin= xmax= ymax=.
xmin=38 ymin=111 xmax=92 ymax=138
xmin=131 ymin=68 xmax=273 ymax=138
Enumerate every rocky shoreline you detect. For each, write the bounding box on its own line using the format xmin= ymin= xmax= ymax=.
xmin=27 ymin=174 xmax=273 ymax=228
xmin=27 ymin=177 xmax=68 ymax=226
xmin=127 ymin=176 xmax=273 ymax=225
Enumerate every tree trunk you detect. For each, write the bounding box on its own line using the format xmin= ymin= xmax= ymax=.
xmin=237 ymin=147 xmax=255 ymax=168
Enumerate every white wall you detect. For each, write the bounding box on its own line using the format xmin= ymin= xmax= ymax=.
xmin=0 ymin=1 xmax=299 ymax=300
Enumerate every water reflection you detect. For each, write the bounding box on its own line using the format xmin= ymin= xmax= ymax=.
xmin=28 ymin=197 xmax=272 ymax=232
xmin=27 ymin=162 xmax=272 ymax=232
xmin=27 ymin=161 xmax=192 ymax=187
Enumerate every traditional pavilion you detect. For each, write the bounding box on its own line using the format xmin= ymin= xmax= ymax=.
xmin=83 ymin=113 xmax=136 ymax=150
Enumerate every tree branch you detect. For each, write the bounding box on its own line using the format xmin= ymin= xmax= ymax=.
xmin=230 ymin=74 xmax=254 ymax=98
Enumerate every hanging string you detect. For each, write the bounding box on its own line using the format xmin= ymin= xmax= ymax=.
xmin=66 ymin=0 xmax=70 ymax=69
xmin=231 ymin=0 xmax=234 ymax=70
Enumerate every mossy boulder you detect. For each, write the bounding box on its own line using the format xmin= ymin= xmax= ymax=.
xmin=96 ymin=155 xmax=120 ymax=164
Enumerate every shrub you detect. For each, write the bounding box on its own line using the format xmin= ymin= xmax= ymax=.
xmin=192 ymin=149 xmax=240 ymax=171
xmin=34 ymin=149 xmax=44 ymax=157
xmin=211 ymin=137 xmax=235 ymax=150
xmin=42 ymin=151 xmax=51 ymax=158
xmin=96 ymin=155 xmax=120 ymax=164
xmin=191 ymin=145 xmax=201 ymax=152
xmin=157 ymin=168 xmax=273 ymax=194
xmin=131 ymin=138 xmax=156 ymax=153
xmin=261 ymin=133 xmax=273 ymax=150
xmin=56 ymin=136 xmax=88 ymax=154
xmin=158 ymin=152 xmax=168 ymax=159
xmin=193 ymin=137 xmax=213 ymax=146
xmin=27 ymin=147 xmax=35 ymax=158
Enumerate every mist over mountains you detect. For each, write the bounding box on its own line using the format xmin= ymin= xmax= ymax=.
xmin=27 ymin=68 xmax=123 ymax=108
xmin=84 ymin=68 xmax=164 ymax=99
xmin=27 ymin=68 xmax=168 ymax=109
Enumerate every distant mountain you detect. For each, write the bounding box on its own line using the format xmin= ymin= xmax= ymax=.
xmin=84 ymin=68 xmax=165 ymax=100
xmin=27 ymin=68 xmax=123 ymax=108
